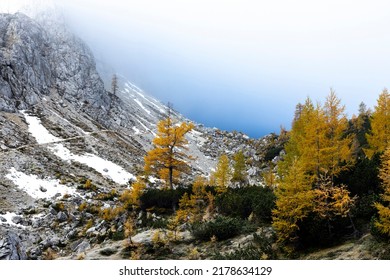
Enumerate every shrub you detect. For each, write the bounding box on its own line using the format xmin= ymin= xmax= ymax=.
xmin=352 ymin=193 xmax=380 ymax=221
xmin=52 ymin=202 xmax=65 ymax=212
xmin=95 ymin=189 xmax=118 ymax=201
xmin=77 ymin=178 xmax=97 ymax=191
xmin=264 ymin=146 xmax=283 ymax=162
xmin=192 ymin=216 xmax=243 ymax=241
xmin=139 ymin=187 xmax=191 ymax=211
xmin=215 ymin=186 xmax=275 ymax=223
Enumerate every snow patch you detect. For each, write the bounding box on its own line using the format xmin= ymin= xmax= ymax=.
xmin=0 ymin=212 xmax=26 ymax=228
xmin=21 ymin=112 xmax=135 ymax=185
xmin=5 ymin=168 xmax=76 ymax=199
xmin=49 ymin=143 xmax=135 ymax=185
xmin=134 ymin=99 xmax=151 ymax=115
xmin=132 ymin=126 xmax=141 ymax=135
xmin=22 ymin=111 xmax=61 ymax=144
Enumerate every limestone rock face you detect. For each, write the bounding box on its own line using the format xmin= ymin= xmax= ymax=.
xmin=0 ymin=13 xmax=110 ymax=122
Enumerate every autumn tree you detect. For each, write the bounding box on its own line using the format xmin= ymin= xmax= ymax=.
xmin=213 ymin=154 xmax=232 ymax=192
xmin=275 ymin=91 xmax=355 ymax=246
xmin=120 ymin=176 xmax=147 ymax=209
xmin=279 ymin=97 xmax=327 ymax=179
xmin=365 ymin=89 xmax=390 ymax=158
xmin=374 ymin=147 xmax=390 ymax=237
xmin=144 ymin=116 xmax=194 ymax=189
xmin=263 ymin=164 xmax=276 ymax=188
xmin=322 ymin=90 xmax=353 ymax=180
xmin=272 ymin=158 xmax=314 ymax=244
xmin=111 ymin=74 xmax=118 ymax=95
xmin=231 ymin=151 xmax=247 ymax=187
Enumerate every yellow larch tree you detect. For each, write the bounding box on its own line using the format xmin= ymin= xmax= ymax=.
xmin=231 ymin=151 xmax=247 ymax=187
xmin=144 ymin=116 xmax=194 ymax=189
xmin=272 ymin=158 xmax=314 ymax=244
xmin=213 ymin=154 xmax=232 ymax=193
xmin=374 ymin=147 xmax=390 ymax=236
xmin=275 ymin=91 xmax=355 ymax=245
xmin=365 ymin=89 xmax=390 ymax=159
xmin=322 ymin=90 xmax=353 ymax=179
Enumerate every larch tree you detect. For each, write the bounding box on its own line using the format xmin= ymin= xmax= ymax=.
xmin=374 ymin=147 xmax=390 ymax=236
xmin=272 ymin=158 xmax=314 ymax=244
xmin=322 ymin=90 xmax=353 ymax=180
xmin=214 ymin=154 xmax=232 ymax=193
xmin=144 ymin=115 xmax=194 ymax=189
xmin=111 ymin=74 xmax=119 ymax=96
xmin=365 ymin=89 xmax=390 ymax=159
xmin=231 ymin=151 xmax=247 ymax=187
xmin=275 ymin=91 xmax=355 ymax=245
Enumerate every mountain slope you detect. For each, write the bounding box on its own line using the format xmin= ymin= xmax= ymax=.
xmin=0 ymin=12 xmax=278 ymax=259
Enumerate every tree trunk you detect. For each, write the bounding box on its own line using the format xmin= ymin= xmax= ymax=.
xmin=169 ymin=166 xmax=173 ymax=190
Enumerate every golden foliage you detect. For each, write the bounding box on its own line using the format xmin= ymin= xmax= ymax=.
xmin=365 ymin=89 xmax=390 ymax=158
xmin=213 ymin=154 xmax=232 ymax=192
xmin=273 ymin=158 xmax=314 ymax=243
xmin=120 ymin=177 xmax=146 ymax=208
xmin=144 ymin=116 xmax=194 ymax=189
xmin=312 ymin=175 xmax=355 ymax=219
xmin=374 ymin=147 xmax=390 ymax=236
xmin=232 ymin=151 xmax=247 ymax=186
xmin=274 ymin=91 xmax=355 ymax=245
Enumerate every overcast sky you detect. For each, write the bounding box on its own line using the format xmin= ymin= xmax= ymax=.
xmin=2 ymin=0 xmax=390 ymax=137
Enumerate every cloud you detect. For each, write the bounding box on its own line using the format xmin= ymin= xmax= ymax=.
xmin=2 ymin=0 xmax=390 ymax=137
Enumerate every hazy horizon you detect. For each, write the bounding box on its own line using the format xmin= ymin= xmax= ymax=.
xmin=1 ymin=0 xmax=390 ymax=138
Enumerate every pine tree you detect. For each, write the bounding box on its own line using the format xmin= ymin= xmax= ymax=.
xmin=214 ymin=154 xmax=232 ymax=192
xmin=374 ymin=147 xmax=390 ymax=236
xmin=365 ymin=89 xmax=390 ymax=158
xmin=144 ymin=116 xmax=194 ymax=189
xmin=232 ymin=151 xmax=247 ymax=187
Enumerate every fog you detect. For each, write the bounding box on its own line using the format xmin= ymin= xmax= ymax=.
xmin=2 ymin=0 xmax=390 ymax=137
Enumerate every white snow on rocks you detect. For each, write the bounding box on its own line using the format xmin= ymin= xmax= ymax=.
xmin=21 ymin=112 xmax=135 ymax=185
xmin=134 ymin=99 xmax=151 ymax=115
xmin=49 ymin=143 xmax=135 ymax=185
xmin=22 ymin=111 xmax=61 ymax=144
xmin=5 ymin=168 xmax=76 ymax=199
xmin=0 ymin=212 xmax=26 ymax=228
xmin=132 ymin=126 xmax=141 ymax=135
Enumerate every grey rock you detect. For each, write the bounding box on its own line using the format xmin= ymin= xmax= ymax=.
xmin=28 ymin=247 xmax=42 ymax=260
xmin=39 ymin=186 xmax=47 ymax=192
xmin=57 ymin=211 xmax=68 ymax=222
xmin=0 ymin=232 xmax=27 ymax=260
xmin=74 ymin=240 xmax=91 ymax=254
xmin=11 ymin=215 xmax=22 ymax=225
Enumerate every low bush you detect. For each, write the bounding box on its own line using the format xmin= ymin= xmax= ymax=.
xmin=215 ymin=186 xmax=275 ymax=223
xmin=192 ymin=216 xmax=243 ymax=241
xmin=139 ymin=187 xmax=191 ymax=211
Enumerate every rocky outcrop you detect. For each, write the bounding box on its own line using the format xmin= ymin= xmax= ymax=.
xmin=0 ymin=13 xmax=111 ymax=123
xmin=0 ymin=232 xmax=27 ymax=260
